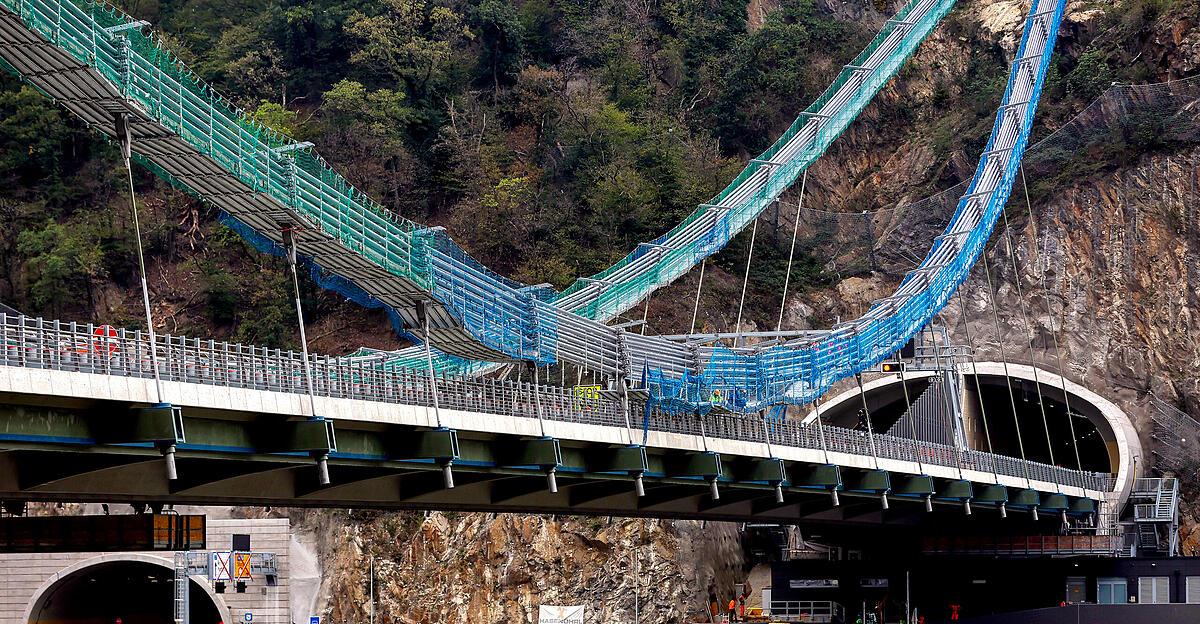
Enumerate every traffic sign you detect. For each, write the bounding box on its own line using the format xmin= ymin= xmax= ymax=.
xmin=211 ymin=551 xmax=232 ymax=581
xmin=243 ymin=613 xmax=253 ymax=622
xmin=310 ymin=617 xmax=320 ymax=624
xmin=93 ymin=324 xmax=118 ymax=355
xmin=234 ymin=552 xmax=253 ymax=579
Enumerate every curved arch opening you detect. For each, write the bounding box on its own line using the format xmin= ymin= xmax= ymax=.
xmin=27 ymin=557 xmax=224 ymax=624
xmin=808 ymin=363 xmax=1142 ymax=501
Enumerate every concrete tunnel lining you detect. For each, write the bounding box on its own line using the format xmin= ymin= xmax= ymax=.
xmin=802 ymin=363 xmax=1141 ymax=507
xmin=22 ymin=552 xmax=231 ymax=623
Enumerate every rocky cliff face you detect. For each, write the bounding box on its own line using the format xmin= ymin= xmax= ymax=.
xmin=955 ymin=148 xmax=1200 ymax=551
xmin=298 ymin=512 xmax=743 ymax=624
xmin=299 ymin=3 xmax=1200 ymax=621
xmin=795 ymin=105 xmax=1200 ymax=552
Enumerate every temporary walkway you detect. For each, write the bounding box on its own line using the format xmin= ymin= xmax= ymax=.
xmin=0 ymin=0 xmax=1067 ymax=415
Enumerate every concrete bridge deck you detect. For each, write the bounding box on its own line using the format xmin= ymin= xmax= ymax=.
xmin=0 ymin=315 xmax=1111 ymax=531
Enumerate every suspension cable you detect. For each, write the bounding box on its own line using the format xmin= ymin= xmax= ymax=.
xmin=928 ymin=315 xmax=966 ymax=482
xmin=697 ymin=408 xmax=720 ymax=500
xmin=981 ymin=251 xmax=1034 ymax=488
xmin=895 ymin=350 xmax=923 ymax=475
xmin=762 ymin=409 xmax=775 ymax=458
xmin=116 ymin=113 xmax=176 ymax=482
xmin=533 ymin=364 xmax=546 ymax=438
xmin=117 ymin=117 xmax=163 ymax=405
xmin=641 ymin=294 xmax=651 ymax=336
xmin=282 ymin=227 xmax=319 ymax=421
xmin=1021 ymin=166 xmax=1083 ymax=472
xmin=811 ymin=398 xmax=837 ymax=506
xmin=855 ymin=373 xmax=880 ymax=470
xmin=777 ymin=171 xmax=809 ymax=332
xmin=956 ymin=285 xmax=1001 ymax=485
xmin=998 ymin=201 xmax=1057 ymax=477
xmin=691 ymin=259 xmax=707 ymax=334
xmin=421 ymin=303 xmax=443 ymax=429
xmin=533 ymin=363 xmax=558 ymax=493
xmin=283 ymin=226 xmax=331 ymax=486
xmin=812 ymin=399 xmax=831 ymax=466
xmin=734 ymin=217 xmax=760 ymax=345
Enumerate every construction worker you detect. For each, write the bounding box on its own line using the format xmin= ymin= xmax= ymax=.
xmin=708 ymin=582 xmax=720 ymax=621
xmin=728 ymin=594 xmax=739 ymax=621
xmin=739 ymin=580 xmax=752 ymax=620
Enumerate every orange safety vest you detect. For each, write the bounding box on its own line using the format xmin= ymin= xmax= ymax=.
xmin=728 ymin=599 xmax=737 ymax=611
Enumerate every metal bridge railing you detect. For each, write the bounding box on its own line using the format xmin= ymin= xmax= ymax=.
xmin=769 ymin=600 xmax=844 ymax=623
xmin=0 ymin=314 xmax=1112 ymax=491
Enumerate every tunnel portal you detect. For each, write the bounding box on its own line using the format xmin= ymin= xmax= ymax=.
xmin=27 ymin=558 xmax=222 ymax=624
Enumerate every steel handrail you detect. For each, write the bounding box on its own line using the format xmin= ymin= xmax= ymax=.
xmin=0 ymin=313 xmax=1113 ymax=491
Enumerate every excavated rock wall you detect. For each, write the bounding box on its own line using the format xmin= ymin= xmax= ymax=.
xmin=311 ymin=512 xmax=743 ymax=624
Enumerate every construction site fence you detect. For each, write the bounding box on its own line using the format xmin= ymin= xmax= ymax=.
xmin=0 ymin=313 xmax=1112 ymax=493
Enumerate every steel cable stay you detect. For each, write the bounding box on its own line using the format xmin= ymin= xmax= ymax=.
xmin=283 ymin=224 xmax=333 ymax=486
xmin=981 ymin=250 xmax=1037 ymax=506
xmin=894 ymin=349 xmax=923 ymax=475
xmin=925 ymin=318 xmax=967 ymax=476
xmin=690 ymin=259 xmax=707 ymax=334
xmin=810 ymin=398 xmax=839 ymax=506
xmin=734 ymin=214 xmax=761 ymax=346
xmin=929 ymin=310 xmax=976 ymax=514
xmin=115 ymin=111 xmax=178 ymax=483
xmin=778 ymin=171 xmax=809 ymax=333
xmin=955 ymin=284 xmax=1009 ymax=517
xmin=853 ymin=371 xmax=889 ymax=509
xmin=1019 ymin=165 xmax=1085 ymax=476
xmin=954 ymin=284 xmax=1003 ymax=489
xmin=0 ymin=0 xmax=1107 ymax=497
xmin=997 ymin=195 xmax=1059 ymax=494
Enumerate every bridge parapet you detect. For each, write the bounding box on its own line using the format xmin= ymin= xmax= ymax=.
xmin=0 ymin=313 xmax=1113 ymax=497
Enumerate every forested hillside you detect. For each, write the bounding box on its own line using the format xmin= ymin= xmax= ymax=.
xmin=0 ymin=0 xmax=1175 ymax=354
xmin=8 ymin=0 xmax=1200 ymax=621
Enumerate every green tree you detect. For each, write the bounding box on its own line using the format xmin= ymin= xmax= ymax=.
xmin=1066 ymin=50 xmax=1114 ymax=101
xmin=250 ymin=100 xmax=300 ymax=136
xmin=0 ymin=83 xmax=74 ymax=184
xmin=473 ymin=0 xmax=525 ymax=97
xmin=345 ymin=1 xmax=474 ymax=101
xmin=16 ymin=219 xmax=106 ymax=316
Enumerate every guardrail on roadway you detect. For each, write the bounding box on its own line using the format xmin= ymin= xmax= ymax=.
xmin=0 ymin=314 xmax=1112 ymax=492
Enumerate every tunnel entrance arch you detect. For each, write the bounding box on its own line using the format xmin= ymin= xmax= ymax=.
xmin=23 ymin=553 xmax=228 ymax=624
xmin=805 ymin=363 xmax=1141 ymax=505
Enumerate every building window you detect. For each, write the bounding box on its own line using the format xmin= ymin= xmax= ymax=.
xmin=1187 ymin=577 xmax=1200 ymax=604
xmin=1065 ymin=577 xmax=1086 ymax=604
xmin=1138 ymin=576 xmax=1170 ymax=604
xmin=1097 ymin=577 xmax=1127 ymax=605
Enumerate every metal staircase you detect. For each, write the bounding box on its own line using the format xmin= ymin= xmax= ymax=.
xmin=1125 ymin=477 xmax=1180 ymax=557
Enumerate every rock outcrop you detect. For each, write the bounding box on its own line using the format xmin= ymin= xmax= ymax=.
xmin=310 ymin=512 xmax=744 ymax=624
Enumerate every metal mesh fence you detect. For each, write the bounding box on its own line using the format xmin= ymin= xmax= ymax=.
xmin=1150 ymin=393 xmax=1200 ymax=477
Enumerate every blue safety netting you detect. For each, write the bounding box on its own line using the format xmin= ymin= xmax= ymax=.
xmin=644 ymin=0 xmax=1067 ymax=413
